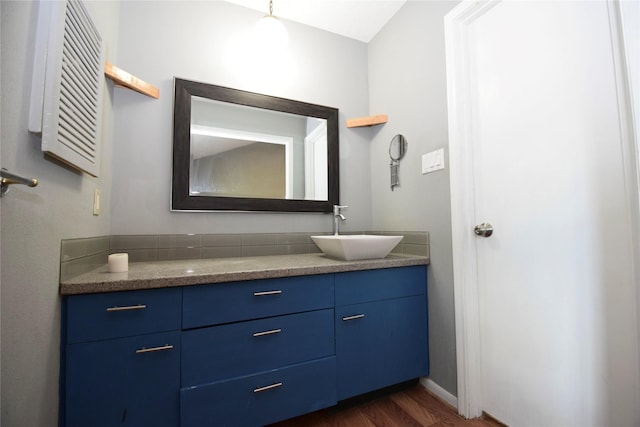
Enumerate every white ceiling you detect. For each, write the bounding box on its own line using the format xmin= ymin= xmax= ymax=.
xmin=223 ymin=0 xmax=407 ymax=43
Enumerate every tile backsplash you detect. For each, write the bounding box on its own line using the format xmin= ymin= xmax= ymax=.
xmin=60 ymin=231 xmax=429 ymax=282
xmin=60 ymin=236 xmax=111 ymax=282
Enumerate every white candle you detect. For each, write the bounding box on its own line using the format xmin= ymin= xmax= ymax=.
xmin=108 ymin=253 xmax=128 ymax=273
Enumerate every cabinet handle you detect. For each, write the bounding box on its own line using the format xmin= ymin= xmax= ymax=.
xmin=342 ymin=314 xmax=365 ymax=321
xmin=253 ymin=382 xmax=283 ymax=393
xmin=106 ymin=304 xmax=146 ymax=312
xmin=253 ymin=290 xmax=282 ymax=296
xmin=135 ymin=344 xmax=174 ymax=354
xmin=253 ymin=328 xmax=282 ymax=337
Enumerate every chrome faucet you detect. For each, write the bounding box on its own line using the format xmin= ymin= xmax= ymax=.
xmin=333 ymin=205 xmax=348 ymax=235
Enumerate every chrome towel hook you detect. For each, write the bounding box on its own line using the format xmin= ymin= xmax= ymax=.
xmin=1 ymin=168 xmax=38 ymax=198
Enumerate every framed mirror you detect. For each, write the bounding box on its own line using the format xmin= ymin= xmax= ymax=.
xmin=172 ymin=78 xmax=340 ymax=212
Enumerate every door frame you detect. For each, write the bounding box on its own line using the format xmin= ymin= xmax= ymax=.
xmin=444 ymin=0 xmax=640 ymax=419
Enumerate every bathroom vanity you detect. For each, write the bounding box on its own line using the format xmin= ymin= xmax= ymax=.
xmin=60 ymin=254 xmax=428 ymax=426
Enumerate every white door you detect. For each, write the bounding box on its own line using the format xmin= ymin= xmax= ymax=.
xmin=0 ymin=34 xmax=2 ymax=424
xmin=446 ymin=1 xmax=640 ymax=426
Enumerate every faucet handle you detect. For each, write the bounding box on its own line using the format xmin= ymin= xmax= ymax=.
xmin=333 ymin=205 xmax=348 ymax=214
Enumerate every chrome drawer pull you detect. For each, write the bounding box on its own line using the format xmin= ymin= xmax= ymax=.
xmin=253 ymin=328 xmax=282 ymax=337
xmin=135 ymin=344 xmax=173 ymax=354
xmin=253 ymin=382 xmax=283 ymax=393
xmin=106 ymin=304 xmax=147 ymax=312
xmin=342 ymin=314 xmax=365 ymax=321
xmin=253 ymin=290 xmax=282 ymax=296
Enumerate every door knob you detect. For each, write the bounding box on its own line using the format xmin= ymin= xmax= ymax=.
xmin=474 ymin=223 xmax=493 ymax=237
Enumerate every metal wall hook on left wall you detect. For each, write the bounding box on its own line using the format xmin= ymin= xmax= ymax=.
xmin=1 ymin=168 xmax=38 ymax=198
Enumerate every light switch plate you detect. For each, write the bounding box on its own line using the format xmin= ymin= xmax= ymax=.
xmin=421 ymin=153 xmax=430 ymax=174
xmin=422 ymin=148 xmax=445 ymax=174
xmin=93 ymin=189 xmax=100 ymax=216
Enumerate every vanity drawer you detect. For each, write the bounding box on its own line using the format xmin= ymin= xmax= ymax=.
xmin=182 ymin=274 xmax=333 ymax=328
xmin=335 ymin=266 xmax=426 ymax=306
xmin=181 ymin=356 xmax=337 ymax=427
xmin=182 ymin=309 xmax=334 ymax=386
xmin=65 ymin=287 xmax=182 ymax=343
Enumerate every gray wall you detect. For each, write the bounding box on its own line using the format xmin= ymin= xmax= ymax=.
xmin=0 ymin=1 xmax=119 ymax=425
xmin=110 ymin=1 xmax=372 ymax=234
xmin=368 ymin=1 xmax=460 ymax=395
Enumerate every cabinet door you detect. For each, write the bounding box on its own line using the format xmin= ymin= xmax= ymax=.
xmin=64 ymin=331 xmax=180 ymax=427
xmin=335 ymin=296 xmax=429 ymax=400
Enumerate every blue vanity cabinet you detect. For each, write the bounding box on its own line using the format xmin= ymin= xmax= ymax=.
xmin=61 ymin=263 xmax=428 ymax=426
xmin=62 ymin=288 xmax=181 ymax=427
xmin=335 ymin=266 xmax=429 ymax=400
xmin=180 ymin=275 xmax=337 ymax=427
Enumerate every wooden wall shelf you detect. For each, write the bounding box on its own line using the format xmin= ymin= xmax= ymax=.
xmin=104 ymin=62 xmax=159 ymax=99
xmin=346 ymin=114 xmax=388 ymax=128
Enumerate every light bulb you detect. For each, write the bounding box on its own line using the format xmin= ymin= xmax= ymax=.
xmin=253 ymin=14 xmax=288 ymax=51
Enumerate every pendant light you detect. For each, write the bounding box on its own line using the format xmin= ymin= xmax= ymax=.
xmin=254 ymin=0 xmax=288 ymax=50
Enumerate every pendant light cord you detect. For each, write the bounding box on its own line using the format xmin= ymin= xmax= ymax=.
xmin=269 ymin=0 xmax=274 ymax=16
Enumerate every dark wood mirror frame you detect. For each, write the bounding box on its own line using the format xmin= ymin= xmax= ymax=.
xmin=172 ymin=78 xmax=340 ymax=212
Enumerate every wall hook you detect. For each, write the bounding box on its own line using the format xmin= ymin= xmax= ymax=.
xmin=1 ymin=168 xmax=38 ymax=198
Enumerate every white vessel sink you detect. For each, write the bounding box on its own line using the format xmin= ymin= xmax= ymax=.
xmin=311 ymin=234 xmax=403 ymax=261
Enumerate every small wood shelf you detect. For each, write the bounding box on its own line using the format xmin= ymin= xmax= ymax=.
xmin=346 ymin=114 xmax=388 ymax=128
xmin=104 ymin=62 xmax=159 ymax=99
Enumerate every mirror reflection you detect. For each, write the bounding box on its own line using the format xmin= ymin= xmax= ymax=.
xmin=189 ymin=96 xmax=328 ymax=200
xmin=172 ymin=78 xmax=340 ymax=212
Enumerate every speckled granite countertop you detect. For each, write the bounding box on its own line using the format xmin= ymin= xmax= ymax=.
xmin=60 ymin=253 xmax=429 ymax=295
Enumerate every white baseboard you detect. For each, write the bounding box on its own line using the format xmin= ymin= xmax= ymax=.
xmin=420 ymin=377 xmax=458 ymax=409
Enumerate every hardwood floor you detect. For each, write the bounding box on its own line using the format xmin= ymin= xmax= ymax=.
xmin=269 ymin=383 xmax=503 ymax=427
